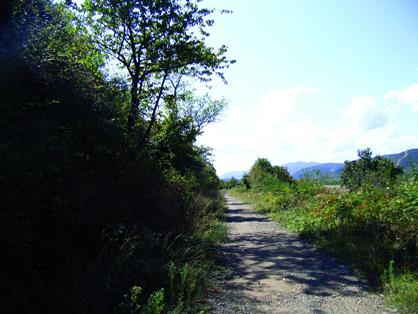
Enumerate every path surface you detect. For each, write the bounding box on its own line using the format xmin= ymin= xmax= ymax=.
xmin=209 ymin=194 xmax=391 ymax=314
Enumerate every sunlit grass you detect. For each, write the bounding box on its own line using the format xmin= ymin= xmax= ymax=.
xmin=229 ymin=176 xmax=417 ymax=312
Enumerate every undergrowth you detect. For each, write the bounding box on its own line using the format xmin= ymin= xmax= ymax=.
xmin=117 ymin=195 xmax=228 ymax=313
xmin=382 ymin=261 xmax=418 ymax=314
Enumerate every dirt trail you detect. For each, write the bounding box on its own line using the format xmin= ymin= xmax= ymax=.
xmin=209 ymin=194 xmax=392 ymax=313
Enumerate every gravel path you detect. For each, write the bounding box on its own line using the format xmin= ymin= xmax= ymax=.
xmin=209 ymin=194 xmax=392 ymax=314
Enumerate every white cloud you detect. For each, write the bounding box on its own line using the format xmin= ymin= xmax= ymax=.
xmin=254 ymin=87 xmax=318 ymax=132
xmin=199 ymin=85 xmax=418 ymax=175
xmin=342 ymin=96 xmax=388 ymax=130
xmin=327 ymin=94 xmax=417 ymax=162
xmin=385 ymin=83 xmax=418 ymax=111
xmin=327 ymin=123 xmax=418 ymax=161
xmin=197 ymin=86 xmax=319 ymax=174
xmin=257 ymin=87 xmax=318 ymax=116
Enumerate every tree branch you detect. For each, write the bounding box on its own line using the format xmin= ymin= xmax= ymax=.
xmin=131 ymin=69 xmax=170 ymax=157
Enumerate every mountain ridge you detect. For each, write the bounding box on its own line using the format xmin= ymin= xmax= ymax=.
xmin=220 ymin=148 xmax=418 ymax=180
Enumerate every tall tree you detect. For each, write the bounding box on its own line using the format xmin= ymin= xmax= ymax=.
xmin=82 ymin=0 xmax=233 ymax=146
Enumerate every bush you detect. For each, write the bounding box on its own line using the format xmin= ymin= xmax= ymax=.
xmin=247 ymin=158 xmax=293 ymax=191
xmin=221 ymin=177 xmax=239 ymax=189
xmin=341 ymin=148 xmax=403 ymax=191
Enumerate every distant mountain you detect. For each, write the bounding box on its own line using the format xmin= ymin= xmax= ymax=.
xmin=292 ymin=148 xmax=418 ymax=179
xmin=219 ymin=148 xmax=418 ymax=181
xmin=219 ymin=171 xmax=245 ymax=181
xmin=382 ymin=148 xmax=418 ymax=170
xmin=292 ymin=163 xmax=344 ymax=179
xmin=282 ymin=162 xmax=321 ymax=176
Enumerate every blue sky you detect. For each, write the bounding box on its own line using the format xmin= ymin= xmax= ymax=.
xmin=196 ymin=0 xmax=418 ymax=175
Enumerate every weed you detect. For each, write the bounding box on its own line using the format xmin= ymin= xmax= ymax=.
xmin=383 ymin=261 xmax=418 ymax=314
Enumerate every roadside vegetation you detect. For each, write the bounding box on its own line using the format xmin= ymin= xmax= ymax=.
xmin=227 ymin=150 xmax=417 ymax=313
xmin=1 ymin=0 xmax=231 ymax=312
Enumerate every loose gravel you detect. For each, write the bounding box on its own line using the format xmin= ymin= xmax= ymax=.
xmin=208 ymin=194 xmax=394 ymax=314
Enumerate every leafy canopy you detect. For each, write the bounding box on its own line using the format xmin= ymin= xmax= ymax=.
xmin=81 ymin=0 xmax=234 ymax=134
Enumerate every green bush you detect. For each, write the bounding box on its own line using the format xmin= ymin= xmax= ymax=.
xmin=247 ymin=158 xmax=294 ymax=190
xmin=221 ymin=177 xmax=239 ymax=189
xmin=119 ymin=286 xmax=165 ymax=314
xmin=341 ymin=148 xmax=403 ymax=191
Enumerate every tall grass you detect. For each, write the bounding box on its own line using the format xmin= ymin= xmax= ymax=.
xmin=119 ymin=194 xmax=228 ymax=313
xmin=382 ymin=260 xmax=418 ymax=313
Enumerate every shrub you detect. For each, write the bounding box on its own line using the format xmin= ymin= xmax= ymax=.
xmin=247 ymin=158 xmax=293 ymax=191
xmin=341 ymin=148 xmax=403 ymax=191
xmin=221 ymin=177 xmax=239 ymax=189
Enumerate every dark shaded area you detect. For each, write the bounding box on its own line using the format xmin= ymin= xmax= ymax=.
xmin=0 ymin=1 xmax=226 ymax=313
xmin=225 ymin=201 xmax=250 ymax=206
xmin=223 ymin=232 xmax=368 ymax=297
xmin=224 ymin=211 xmax=270 ymax=224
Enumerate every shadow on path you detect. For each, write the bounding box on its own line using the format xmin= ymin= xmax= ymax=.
xmin=221 ymin=195 xmax=370 ymax=298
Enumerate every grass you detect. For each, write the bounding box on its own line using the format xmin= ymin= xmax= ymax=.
xmin=116 ymin=193 xmax=229 ymax=314
xmin=164 ymin=197 xmax=229 ymax=313
xmin=383 ymin=261 xmax=418 ymax=314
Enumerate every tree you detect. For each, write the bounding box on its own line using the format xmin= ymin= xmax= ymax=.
xmin=249 ymin=158 xmax=274 ymax=181
xmin=341 ymin=148 xmax=403 ymax=191
xmin=220 ymin=177 xmax=238 ymax=189
xmin=239 ymin=173 xmax=250 ymax=189
xmin=81 ymin=0 xmax=233 ymax=147
xmin=248 ymin=158 xmax=293 ymax=190
xmin=165 ymin=74 xmax=227 ymax=133
xmin=272 ymin=165 xmax=294 ymax=183
xmin=148 ymin=84 xmax=226 ymax=176
xmin=179 ymin=91 xmax=226 ymax=134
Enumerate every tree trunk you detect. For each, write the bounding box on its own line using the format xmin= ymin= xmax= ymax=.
xmin=130 ymin=70 xmax=168 ymax=159
xmin=127 ymin=77 xmax=139 ymax=132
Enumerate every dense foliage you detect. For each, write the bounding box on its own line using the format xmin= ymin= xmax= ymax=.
xmin=341 ymin=148 xmax=403 ymax=191
xmin=231 ymin=156 xmax=417 ymax=313
xmin=0 ymin=0 xmax=230 ymax=312
xmin=245 ymin=157 xmax=294 ymax=191
xmin=220 ymin=177 xmax=239 ymax=190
